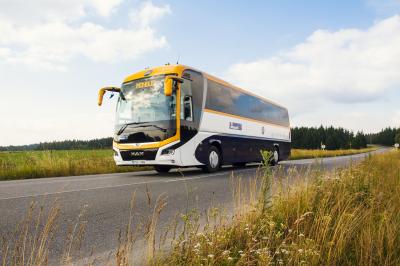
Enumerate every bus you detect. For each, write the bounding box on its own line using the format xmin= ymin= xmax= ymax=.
xmin=98 ymin=64 xmax=291 ymax=173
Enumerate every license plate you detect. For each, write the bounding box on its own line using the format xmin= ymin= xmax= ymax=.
xmin=132 ymin=160 xmax=146 ymax=165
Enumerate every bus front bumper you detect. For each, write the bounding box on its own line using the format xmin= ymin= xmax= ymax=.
xmin=113 ymin=147 xmax=179 ymax=166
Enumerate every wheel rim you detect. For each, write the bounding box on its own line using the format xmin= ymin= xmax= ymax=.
xmin=273 ymin=150 xmax=279 ymax=163
xmin=209 ymin=151 xmax=219 ymax=168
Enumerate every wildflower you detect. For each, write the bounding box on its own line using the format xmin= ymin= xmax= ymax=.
xmin=208 ymin=254 xmax=214 ymax=258
xmin=222 ymin=250 xmax=230 ymax=256
xmin=281 ymin=248 xmax=289 ymax=255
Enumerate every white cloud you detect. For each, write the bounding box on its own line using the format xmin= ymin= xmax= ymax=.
xmin=226 ymin=15 xmax=400 ymax=114
xmin=130 ymin=1 xmax=171 ymax=27
xmin=393 ymin=110 xmax=400 ymax=127
xmin=0 ymin=0 xmax=123 ymax=24
xmin=0 ymin=0 xmax=170 ymax=69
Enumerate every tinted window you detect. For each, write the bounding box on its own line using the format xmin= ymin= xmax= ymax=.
xmin=205 ymin=80 xmax=289 ymax=126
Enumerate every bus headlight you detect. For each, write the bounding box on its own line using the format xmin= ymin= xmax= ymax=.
xmin=161 ymin=149 xmax=175 ymax=155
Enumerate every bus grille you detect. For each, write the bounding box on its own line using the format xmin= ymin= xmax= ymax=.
xmin=120 ymin=149 xmax=158 ymax=161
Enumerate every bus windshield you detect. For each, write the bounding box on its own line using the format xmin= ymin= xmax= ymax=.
xmin=115 ymin=76 xmax=176 ymax=128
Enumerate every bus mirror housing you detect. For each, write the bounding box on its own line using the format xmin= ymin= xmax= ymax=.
xmin=164 ymin=76 xmax=183 ymax=96
xmin=98 ymin=87 xmax=121 ymax=106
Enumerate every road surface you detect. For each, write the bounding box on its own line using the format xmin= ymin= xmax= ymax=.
xmin=0 ymin=148 xmax=387 ymax=264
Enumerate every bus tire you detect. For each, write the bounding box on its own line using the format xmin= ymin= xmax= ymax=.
xmin=203 ymin=146 xmax=221 ymax=173
xmin=154 ymin=165 xmax=172 ymax=173
xmin=270 ymin=147 xmax=279 ymax=166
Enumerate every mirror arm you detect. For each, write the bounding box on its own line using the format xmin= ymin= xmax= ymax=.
xmin=171 ymin=76 xmax=184 ymax=84
xmin=98 ymin=87 xmax=121 ymax=106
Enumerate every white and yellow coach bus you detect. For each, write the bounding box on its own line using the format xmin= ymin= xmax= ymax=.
xmin=98 ymin=65 xmax=291 ymax=173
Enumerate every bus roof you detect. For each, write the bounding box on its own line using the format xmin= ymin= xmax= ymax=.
xmin=123 ymin=64 xmax=288 ymax=110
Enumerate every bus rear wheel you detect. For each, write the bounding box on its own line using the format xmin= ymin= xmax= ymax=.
xmin=202 ymin=146 xmax=221 ymax=173
xmin=270 ymin=147 xmax=279 ymax=166
xmin=154 ymin=165 xmax=172 ymax=173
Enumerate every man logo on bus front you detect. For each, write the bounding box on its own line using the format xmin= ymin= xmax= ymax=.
xmin=131 ymin=151 xmax=144 ymax=156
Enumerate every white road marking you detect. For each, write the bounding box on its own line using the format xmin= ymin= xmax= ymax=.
xmin=0 ymin=170 xmax=157 ymax=187
xmin=0 ymin=149 xmax=384 ymax=201
xmin=0 ymin=168 xmax=257 ymax=201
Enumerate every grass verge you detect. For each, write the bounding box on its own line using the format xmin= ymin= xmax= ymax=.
xmin=156 ymin=150 xmax=400 ymax=265
xmin=0 ymin=150 xmax=150 ymax=181
xmin=0 ymin=147 xmax=379 ymax=181
xmin=289 ymin=146 xmax=378 ymax=160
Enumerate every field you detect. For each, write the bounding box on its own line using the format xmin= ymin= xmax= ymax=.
xmin=0 ymin=147 xmax=378 ymax=181
xmin=155 ymin=150 xmax=400 ymax=265
xmin=0 ymin=150 xmax=149 ymax=181
xmin=289 ymin=146 xmax=377 ymax=160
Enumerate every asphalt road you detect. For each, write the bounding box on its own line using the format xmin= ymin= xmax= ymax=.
xmin=0 ymin=148 xmax=387 ymax=264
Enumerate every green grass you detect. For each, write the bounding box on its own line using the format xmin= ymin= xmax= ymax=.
xmin=289 ymin=146 xmax=378 ymax=160
xmin=156 ymin=150 xmax=400 ymax=265
xmin=0 ymin=147 xmax=380 ymax=181
xmin=0 ymin=150 xmax=150 ymax=181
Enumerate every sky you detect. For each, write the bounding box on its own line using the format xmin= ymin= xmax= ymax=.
xmin=1 ymin=0 xmax=400 ymax=146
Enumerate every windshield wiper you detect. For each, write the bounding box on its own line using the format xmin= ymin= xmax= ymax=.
xmin=117 ymin=122 xmax=142 ymax=135
xmin=117 ymin=123 xmax=167 ymax=135
xmin=131 ymin=125 xmax=167 ymax=132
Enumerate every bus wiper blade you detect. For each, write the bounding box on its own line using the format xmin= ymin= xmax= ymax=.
xmin=117 ymin=122 xmax=142 ymax=135
xmin=131 ymin=125 xmax=167 ymax=132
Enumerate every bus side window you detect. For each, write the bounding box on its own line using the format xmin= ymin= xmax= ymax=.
xmin=183 ymin=96 xmax=193 ymax=121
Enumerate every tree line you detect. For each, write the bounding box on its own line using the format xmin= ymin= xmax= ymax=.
xmin=291 ymin=126 xmax=368 ymax=150
xmin=1 ymin=126 xmax=399 ymax=152
xmin=0 ymin=138 xmax=113 ymax=151
xmin=366 ymin=127 xmax=400 ymax=146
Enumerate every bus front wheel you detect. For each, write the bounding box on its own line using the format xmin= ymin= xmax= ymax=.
xmin=203 ymin=146 xmax=221 ymax=173
xmin=154 ymin=165 xmax=172 ymax=173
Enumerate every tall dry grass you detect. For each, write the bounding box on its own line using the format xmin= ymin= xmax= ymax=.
xmin=290 ymin=146 xmax=377 ymax=160
xmin=0 ymin=150 xmax=150 ymax=181
xmin=155 ymin=150 xmax=400 ymax=265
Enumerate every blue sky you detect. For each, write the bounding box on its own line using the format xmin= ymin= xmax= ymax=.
xmin=0 ymin=0 xmax=400 ymax=145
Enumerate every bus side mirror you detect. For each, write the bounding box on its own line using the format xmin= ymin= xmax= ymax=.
xmin=183 ymin=95 xmax=193 ymax=121
xmin=164 ymin=76 xmax=183 ymax=96
xmin=98 ymin=87 xmax=121 ymax=106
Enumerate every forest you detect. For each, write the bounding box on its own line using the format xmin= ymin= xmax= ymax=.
xmin=1 ymin=127 xmax=399 ymax=151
